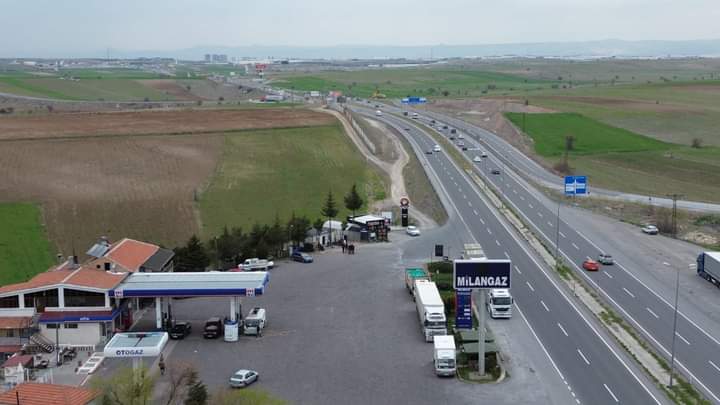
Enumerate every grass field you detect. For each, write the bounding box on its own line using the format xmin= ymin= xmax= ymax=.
xmin=505 ymin=112 xmax=720 ymax=203
xmin=198 ymin=125 xmax=387 ymax=237
xmin=0 ymin=76 xmax=177 ymax=101
xmin=0 ymin=203 xmax=55 ymax=284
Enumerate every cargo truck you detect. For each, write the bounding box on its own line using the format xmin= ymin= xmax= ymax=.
xmin=405 ymin=268 xmax=430 ymax=297
xmin=433 ymin=335 xmax=457 ymax=377
xmin=487 ymin=288 xmax=513 ymax=318
xmin=415 ymin=280 xmax=447 ymax=342
xmin=697 ymin=251 xmax=720 ymax=287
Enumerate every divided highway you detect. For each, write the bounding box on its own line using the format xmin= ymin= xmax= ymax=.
xmin=354 ymin=106 xmax=663 ymax=405
xmin=385 ymin=105 xmax=720 ymax=403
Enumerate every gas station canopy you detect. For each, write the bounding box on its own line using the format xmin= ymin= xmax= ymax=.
xmin=109 ymin=271 xmax=269 ymax=298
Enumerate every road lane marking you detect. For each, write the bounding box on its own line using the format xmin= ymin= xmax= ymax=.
xmin=528 ymin=203 xmax=533 ymax=208
xmin=468 ymin=202 xmax=472 ymax=207
xmin=676 ymin=332 xmax=690 ymax=345
xmin=513 ymin=189 xmax=517 ymax=194
xmin=479 ymin=218 xmax=485 ymax=225
xmin=504 ymin=251 xmax=510 ymax=259
xmin=473 ymin=210 xmax=478 ymax=216
xmin=577 ymin=349 xmax=590 ymax=365
xmin=463 ymin=194 xmax=467 ymax=199
xmin=548 ymin=221 xmax=553 ymax=227
xmin=514 ymin=265 xmax=522 ymax=275
xmin=623 ymin=288 xmax=635 ymax=298
xmin=487 ymin=228 xmax=492 ymax=235
xmin=519 ymin=195 xmax=525 ymax=201
xmin=495 ymin=239 xmax=501 ymax=246
xmin=604 ymin=272 xmax=614 ymax=279
xmin=540 ymin=300 xmax=549 ymax=312
xmin=560 ymin=232 xmax=566 ymax=238
xmin=572 ymin=243 xmax=579 ymax=250
xmin=537 ymin=212 xmax=543 ymax=218
xmin=604 ymin=384 xmax=619 ymax=403
xmin=526 ymin=281 xmax=535 ymax=292
xmin=710 ymin=360 xmax=720 ymax=373
xmin=646 ymin=307 xmax=659 ymax=319
xmin=557 ymin=323 xmax=568 ymax=337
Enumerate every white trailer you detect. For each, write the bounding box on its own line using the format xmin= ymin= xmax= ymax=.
xmin=243 ymin=307 xmax=266 ymax=336
xmin=433 ymin=335 xmax=457 ymax=377
xmin=487 ymin=288 xmax=513 ymax=318
xmin=697 ymin=251 xmax=720 ymax=287
xmin=414 ymin=280 xmax=447 ymax=342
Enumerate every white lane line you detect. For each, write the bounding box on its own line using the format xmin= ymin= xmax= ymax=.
xmin=519 ymin=195 xmax=525 ymax=201
xmin=540 ymin=300 xmax=549 ymax=312
xmin=623 ymin=287 xmax=636 ymax=298
xmin=495 ymin=239 xmax=501 ymax=246
xmin=604 ymin=384 xmax=619 ymax=403
xmin=646 ymin=307 xmax=659 ymax=319
xmin=504 ymin=251 xmax=510 ymax=259
xmin=537 ymin=212 xmax=543 ymax=218
xmin=571 ymin=243 xmax=579 ymax=250
xmin=604 ymin=272 xmax=614 ymax=279
xmin=473 ymin=209 xmax=478 ymax=216
xmin=479 ymin=218 xmax=485 ymax=225
xmin=528 ymin=203 xmax=534 ymax=208
xmin=710 ymin=360 xmax=720 ymax=373
xmin=468 ymin=201 xmax=472 ymax=207
xmin=676 ymin=332 xmax=691 ymax=345
xmin=463 ymin=194 xmax=467 ymax=199
xmin=547 ymin=221 xmax=553 ymax=227
xmin=487 ymin=227 xmax=492 ymax=235
xmin=516 ymin=304 xmax=567 ymax=383
xmin=560 ymin=231 xmax=566 ymax=238
xmin=513 ymin=189 xmax=518 ymax=194
xmin=526 ymin=281 xmax=535 ymax=292
xmin=577 ymin=349 xmax=590 ymax=365
xmin=514 ymin=265 xmax=522 ymax=275
xmin=557 ymin=323 xmax=568 ymax=337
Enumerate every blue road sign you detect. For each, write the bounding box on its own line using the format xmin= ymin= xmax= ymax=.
xmin=453 ymin=259 xmax=511 ymax=290
xmin=564 ymin=175 xmax=588 ymax=195
xmin=455 ymin=289 xmax=473 ymax=329
xmin=401 ymin=96 xmax=427 ymax=104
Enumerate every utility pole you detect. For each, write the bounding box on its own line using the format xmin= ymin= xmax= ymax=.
xmin=667 ymin=194 xmax=683 ymax=239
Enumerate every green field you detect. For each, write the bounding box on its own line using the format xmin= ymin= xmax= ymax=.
xmin=0 ymin=76 xmax=177 ymax=101
xmin=505 ymin=112 xmax=720 ymax=203
xmin=0 ymin=203 xmax=55 ymax=285
xmin=272 ymin=68 xmax=550 ymax=99
xmin=198 ymin=125 xmax=387 ymax=237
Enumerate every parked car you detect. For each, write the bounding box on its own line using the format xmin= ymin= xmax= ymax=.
xmin=229 ymin=369 xmax=259 ymax=388
xmin=203 ymin=317 xmax=224 ymax=339
xmin=291 ymin=251 xmax=313 ymax=263
xmin=169 ymin=321 xmax=192 ymax=339
xmin=582 ymin=259 xmax=600 ymax=271
xmin=406 ymin=226 xmax=421 ymax=236
xmin=642 ymin=225 xmax=659 ymax=235
xmin=598 ymin=253 xmax=614 ymax=265
xmin=491 ymin=168 xmax=501 ymax=175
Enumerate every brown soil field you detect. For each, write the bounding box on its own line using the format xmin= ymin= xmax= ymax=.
xmin=0 ymin=108 xmax=335 ymax=141
xmin=141 ymin=80 xmax=203 ymax=101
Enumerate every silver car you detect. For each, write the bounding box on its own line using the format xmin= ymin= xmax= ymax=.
xmin=229 ymin=369 xmax=259 ymax=388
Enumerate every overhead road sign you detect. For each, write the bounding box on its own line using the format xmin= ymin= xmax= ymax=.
xmin=453 ymin=259 xmax=511 ymax=290
xmin=401 ymin=96 xmax=427 ymax=104
xmin=564 ymin=175 xmax=588 ymax=196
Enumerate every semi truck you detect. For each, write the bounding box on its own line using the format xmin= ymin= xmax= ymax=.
xmin=433 ymin=335 xmax=457 ymax=377
xmin=414 ymin=280 xmax=447 ymax=342
xmin=697 ymin=251 xmax=720 ymax=287
xmin=405 ymin=268 xmax=430 ymax=297
xmin=487 ymin=288 xmax=513 ymax=318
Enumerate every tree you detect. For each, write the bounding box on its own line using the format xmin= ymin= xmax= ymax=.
xmin=265 ymin=213 xmax=286 ymax=257
xmin=185 ymin=378 xmax=208 ymax=405
xmin=91 ymin=365 xmax=155 ymax=405
xmin=343 ymin=184 xmax=364 ymax=218
xmin=162 ymin=362 xmax=200 ymax=405
xmin=442 ymin=90 xmax=450 ymax=97
xmin=287 ymin=214 xmax=311 ymax=247
xmin=321 ymin=190 xmax=339 ymax=243
xmin=691 ymin=138 xmax=703 ymax=148
xmin=175 ymin=235 xmax=210 ymax=272
xmin=313 ymin=218 xmax=324 ymax=242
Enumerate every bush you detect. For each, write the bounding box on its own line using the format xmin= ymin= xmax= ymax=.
xmin=691 ymin=138 xmax=703 ymax=148
xmin=655 ymin=207 xmax=674 ymax=234
xmin=428 ymin=261 xmax=453 ymax=274
xmin=553 ymin=161 xmax=572 ymax=174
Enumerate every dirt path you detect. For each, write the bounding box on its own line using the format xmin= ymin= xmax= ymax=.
xmin=316 ymin=108 xmax=438 ymax=230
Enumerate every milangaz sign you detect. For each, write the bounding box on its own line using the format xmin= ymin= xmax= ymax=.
xmin=453 ymin=259 xmax=511 ymax=289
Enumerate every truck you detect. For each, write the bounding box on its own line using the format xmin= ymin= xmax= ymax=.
xmin=487 ymin=288 xmax=514 ymax=318
xmin=697 ymin=251 xmax=720 ymax=287
xmin=433 ymin=335 xmax=457 ymax=377
xmin=405 ymin=268 xmax=430 ymax=297
xmin=243 ymin=307 xmax=266 ymax=336
xmin=261 ymin=94 xmax=284 ymax=102
xmin=414 ymin=280 xmax=447 ymax=342
xmin=237 ymin=258 xmax=274 ymax=271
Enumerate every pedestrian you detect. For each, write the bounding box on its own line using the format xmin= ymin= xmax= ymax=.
xmin=159 ymin=359 xmax=166 ymax=376
xmin=341 ymin=241 xmax=346 ymax=253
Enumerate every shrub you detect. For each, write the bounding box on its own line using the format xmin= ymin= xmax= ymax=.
xmin=691 ymin=138 xmax=703 ymax=148
xmin=428 ymin=261 xmax=453 ymax=274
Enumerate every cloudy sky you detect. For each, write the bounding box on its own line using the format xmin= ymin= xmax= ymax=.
xmin=1 ymin=0 xmax=718 ymax=57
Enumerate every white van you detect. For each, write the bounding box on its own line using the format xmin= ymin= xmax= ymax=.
xmin=243 ymin=307 xmax=266 ymax=336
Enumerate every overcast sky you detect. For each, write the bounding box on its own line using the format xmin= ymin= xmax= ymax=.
xmin=2 ymin=0 xmax=719 ymax=57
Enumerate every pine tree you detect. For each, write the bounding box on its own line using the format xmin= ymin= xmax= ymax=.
xmin=321 ymin=190 xmax=339 ymax=243
xmin=344 ymin=183 xmax=364 ymax=218
xmin=176 ymin=235 xmax=209 ymax=272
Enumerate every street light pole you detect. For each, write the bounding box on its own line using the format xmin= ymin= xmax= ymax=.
xmin=668 ymin=263 xmax=680 ymax=389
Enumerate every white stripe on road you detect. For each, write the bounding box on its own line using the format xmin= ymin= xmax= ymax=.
xmin=520 ymin=195 xmax=525 ymax=201
xmin=548 ymin=221 xmax=553 ymax=227
xmin=710 ymin=360 xmax=720 ymax=373
xmin=526 ymin=281 xmax=535 ymax=292
xmin=487 ymin=228 xmax=492 ymax=234
xmin=646 ymin=307 xmax=659 ymax=319
xmin=577 ymin=349 xmax=590 ymax=365
xmin=504 ymin=251 xmax=510 ymax=259
xmin=676 ymin=332 xmax=691 ymax=345
xmin=557 ymin=323 xmax=568 ymax=337
xmin=495 ymin=240 xmax=501 ymax=246
xmin=560 ymin=232 xmax=566 ymax=238
xmin=604 ymin=272 xmax=614 ymax=279
xmin=514 ymin=265 xmax=522 ymax=275
xmin=468 ymin=201 xmax=472 ymax=207
xmin=571 ymin=243 xmax=579 ymax=250
xmin=513 ymin=189 xmax=518 ymax=194
xmin=540 ymin=300 xmax=549 ymax=312
xmin=463 ymin=194 xmax=467 ymax=199
xmin=529 ymin=203 xmax=533 ymax=208
xmin=623 ymin=288 xmax=635 ymax=298
xmin=479 ymin=218 xmax=485 ymax=225
xmin=604 ymin=384 xmax=619 ymax=403
xmin=473 ymin=210 xmax=478 ymax=216
xmin=537 ymin=212 xmax=543 ymax=218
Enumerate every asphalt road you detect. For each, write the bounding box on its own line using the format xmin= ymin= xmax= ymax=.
xmin=357 ymin=107 xmax=665 ymax=405
xmin=389 ymin=109 xmax=720 ymax=404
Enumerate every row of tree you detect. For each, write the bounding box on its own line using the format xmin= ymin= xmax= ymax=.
xmin=174 ymin=185 xmax=365 ymax=271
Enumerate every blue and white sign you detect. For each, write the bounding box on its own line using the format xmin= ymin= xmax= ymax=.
xmin=453 ymin=259 xmax=511 ymax=290
xmin=455 ymin=289 xmax=473 ymax=329
xmin=564 ymin=175 xmax=588 ymax=196
xmin=401 ymin=96 xmax=427 ymax=104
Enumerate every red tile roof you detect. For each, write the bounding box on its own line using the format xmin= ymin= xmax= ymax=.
xmin=0 ymin=270 xmax=73 ymax=295
xmin=65 ymin=267 xmax=127 ymax=290
xmin=0 ymin=317 xmax=32 ymax=329
xmin=0 ymin=383 xmax=97 ymax=405
xmin=105 ymin=238 xmax=159 ymax=272
xmin=1 ymin=354 xmax=33 ymax=368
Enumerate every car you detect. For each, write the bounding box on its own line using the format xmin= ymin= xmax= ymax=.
xmin=461 ymin=145 xmax=468 ymax=151
xmin=582 ymin=259 xmax=600 ymax=271
xmin=203 ymin=317 xmax=224 ymax=339
xmin=491 ymin=168 xmax=501 ymax=175
xmin=450 ymin=128 xmax=457 ymax=134
xmin=291 ymin=251 xmax=313 ymax=263
xmin=229 ymin=369 xmax=259 ymax=388
xmin=443 ymin=125 xmax=448 ymax=130
xmin=473 ymin=156 xmax=482 ymax=163
xmin=433 ymin=145 xmax=441 ymax=152
xmin=481 ymin=151 xmax=488 ymax=158
xmin=449 ymin=135 xmax=456 ymax=140
xmin=642 ymin=225 xmax=659 ymax=235
xmin=458 ymin=134 xmax=464 ymax=139
xmin=169 ymin=321 xmax=192 ymax=339
xmin=404 ymin=127 xmax=410 ymax=131
xmin=406 ymin=226 xmax=421 ymax=236
xmin=598 ymin=253 xmax=614 ymax=265
xmin=456 ymin=141 xmax=464 ymax=147
xmin=426 ymin=150 xmax=433 ymax=155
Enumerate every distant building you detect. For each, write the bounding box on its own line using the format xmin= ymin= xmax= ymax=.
xmin=209 ymin=54 xmax=228 ymax=63
xmin=204 ymin=54 xmax=211 ymax=63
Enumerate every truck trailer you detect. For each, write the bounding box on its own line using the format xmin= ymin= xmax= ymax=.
xmin=405 ymin=268 xmax=430 ymax=297
xmin=414 ymin=280 xmax=447 ymax=342
xmin=433 ymin=335 xmax=457 ymax=377
xmin=697 ymin=251 xmax=720 ymax=287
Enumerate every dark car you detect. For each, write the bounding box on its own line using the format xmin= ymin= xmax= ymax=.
xmin=291 ymin=251 xmax=313 ymax=263
xmin=450 ymin=128 xmax=457 ymax=134
xmin=203 ymin=317 xmax=224 ymax=339
xmin=461 ymin=145 xmax=468 ymax=151
xmin=491 ymin=168 xmax=501 ymax=175
xmin=169 ymin=321 xmax=192 ymax=339
xmin=426 ymin=150 xmax=433 ymax=155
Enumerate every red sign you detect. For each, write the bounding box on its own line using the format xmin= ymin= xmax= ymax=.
xmin=400 ymin=197 xmax=410 ymax=207
xmin=255 ymin=63 xmax=267 ymax=71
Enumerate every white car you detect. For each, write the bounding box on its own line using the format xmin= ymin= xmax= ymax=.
xmin=473 ymin=156 xmax=482 ymax=163
xmin=229 ymin=369 xmax=259 ymax=388
xmin=458 ymin=134 xmax=465 ymax=139
xmin=433 ymin=145 xmax=441 ymax=152
xmin=641 ymin=225 xmax=659 ymax=235
xmin=406 ymin=226 xmax=421 ymax=236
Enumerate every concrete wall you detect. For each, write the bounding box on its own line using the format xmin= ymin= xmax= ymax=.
xmin=40 ymin=322 xmax=102 ymax=346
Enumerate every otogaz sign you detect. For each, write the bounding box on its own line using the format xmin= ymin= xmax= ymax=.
xmin=453 ymin=259 xmax=511 ymax=290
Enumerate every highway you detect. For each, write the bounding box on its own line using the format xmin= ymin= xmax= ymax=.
xmin=353 ymin=106 xmax=664 ymax=405
xmin=371 ymin=103 xmax=720 ymax=403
